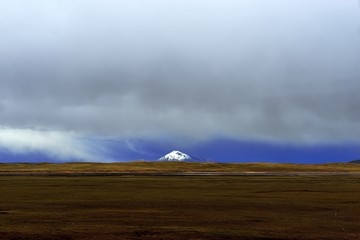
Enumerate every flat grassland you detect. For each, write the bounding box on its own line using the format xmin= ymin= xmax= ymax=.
xmin=1 ymin=162 xmax=360 ymax=174
xmin=0 ymin=163 xmax=360 ymax=239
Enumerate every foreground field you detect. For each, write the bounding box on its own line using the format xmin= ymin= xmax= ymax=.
xmin=0 ymin=175 xmax=360 ymax=239
xmin=1 ymin=162 xmax=360 ymax=174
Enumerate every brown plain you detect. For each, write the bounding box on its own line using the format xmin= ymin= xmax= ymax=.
xmin=0 ymin=162 xmax=360 ymax=239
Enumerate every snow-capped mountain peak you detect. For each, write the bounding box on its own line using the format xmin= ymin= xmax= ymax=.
xmin=158 ymin=150 xmax=192 ymax=162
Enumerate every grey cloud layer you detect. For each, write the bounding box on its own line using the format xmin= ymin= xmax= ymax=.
xmin=1 ymin=0 xmax=360 ymax=143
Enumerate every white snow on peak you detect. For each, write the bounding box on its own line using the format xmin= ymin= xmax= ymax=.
xmin=158 ymin=150 xmax=192 ymax=162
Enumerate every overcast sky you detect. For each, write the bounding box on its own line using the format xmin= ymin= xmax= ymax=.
xmin=0 ymin=0 xmax=359 ymax=161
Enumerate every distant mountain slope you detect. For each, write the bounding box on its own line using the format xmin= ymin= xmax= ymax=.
xmin=158 ymin=150 xmax=215 ymax=162
xmin=158 ymin=150 xmax=193 ymax=162
xmin=350 ymin=160 xmax=360 ymax=164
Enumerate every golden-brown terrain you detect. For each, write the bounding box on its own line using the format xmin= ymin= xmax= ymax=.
xmin=0 ymin=162 xmax=360 ymax=239
xmin=0 ymin=162 xmax=360 ymax=174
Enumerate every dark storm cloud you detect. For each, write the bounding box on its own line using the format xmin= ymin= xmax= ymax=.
xmin=0 ymin=0 xmax=360 ymax=143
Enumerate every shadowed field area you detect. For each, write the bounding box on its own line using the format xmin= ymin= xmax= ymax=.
xmin=0 ymin=175 xmax=360 ymax=239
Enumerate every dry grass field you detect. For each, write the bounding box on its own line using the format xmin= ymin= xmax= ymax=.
xmin=0 ymin=172 xmax=360 ymax=239
xmin=1 ymin=162 xmax=360 ymax=174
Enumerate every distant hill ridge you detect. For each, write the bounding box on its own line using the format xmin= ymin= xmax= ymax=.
xmin=350 ymin=160 xmax=360 ymax=164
